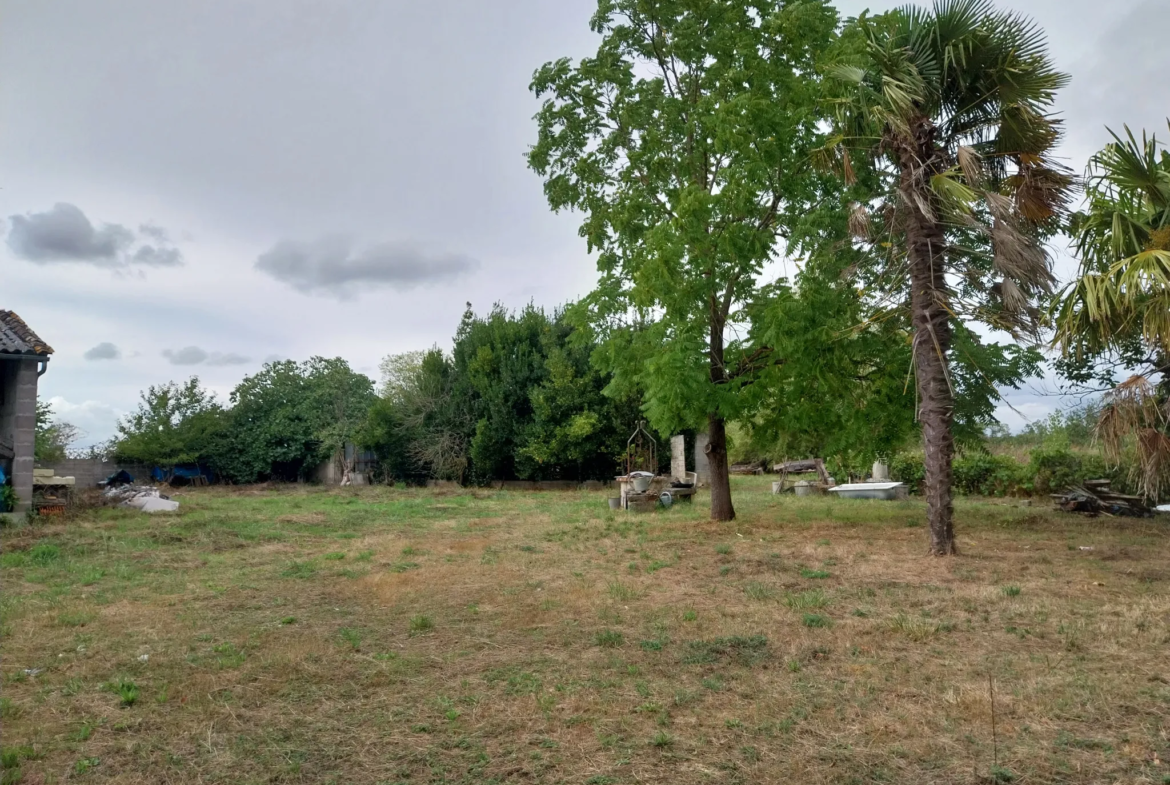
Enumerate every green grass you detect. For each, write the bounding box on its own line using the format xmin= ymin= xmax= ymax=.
xmin=0 ymin=478 xmax=1165 ymax=784
xmin=801 ymin=613 xmax=831 ymax=628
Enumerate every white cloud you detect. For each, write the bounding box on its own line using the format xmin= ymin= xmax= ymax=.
xmin=45 ymin=396 xmax=122 ymax=448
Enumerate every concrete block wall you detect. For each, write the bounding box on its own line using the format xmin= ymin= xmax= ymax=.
xmin=35 ymin=460 xmax=153 ymax=489
xmin=10 ymin=360 xmax=38 ymax=515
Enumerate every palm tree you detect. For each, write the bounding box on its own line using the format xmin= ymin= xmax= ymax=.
xmin=827 ymin=0 xmax=1072 ymax=554
xmin=1053 ymin=123 xmax=1170 ymax=500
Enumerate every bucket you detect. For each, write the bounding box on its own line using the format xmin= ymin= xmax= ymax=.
xmin=630 ymin=472 xmax=654 ymax=493
xmin=771 ymin=481 xmax=784 ymax=495
xmin=794 ymin=481 xmax=813 ymax=497
xmin=607 ymin=497 xmax=622 ymax=510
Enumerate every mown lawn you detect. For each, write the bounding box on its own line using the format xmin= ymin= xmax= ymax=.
xmin=1 ymin=477 xmax=1168 ymax=784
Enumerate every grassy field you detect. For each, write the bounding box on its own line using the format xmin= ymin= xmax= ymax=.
xmin=1 ymin=477 xmax=1168 ymax=784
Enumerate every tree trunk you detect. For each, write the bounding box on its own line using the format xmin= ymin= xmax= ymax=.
xmin=898 ymin=120 xmax=956 ymax=555
xmin=707 ymin=414 xmax=735 ymax=521
xmin=708 ymin=307 xmax=736 ymax=522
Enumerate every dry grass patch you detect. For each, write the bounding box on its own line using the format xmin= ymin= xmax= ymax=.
xmin=0 ymin=479 xmax=1167 ymax=783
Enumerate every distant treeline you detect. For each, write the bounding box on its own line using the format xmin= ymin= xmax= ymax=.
xmin=109 ymin=305 xmax=645 ymax=484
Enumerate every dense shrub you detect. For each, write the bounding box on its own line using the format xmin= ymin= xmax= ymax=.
xmin=953 ymin=453 xmax=1026 ymax=496
xmin=1025 ymin=444 xmax=1118 ymax=496
xmin=889 ymin=453 xmax=925 ymax=493
xmin=890 ymin=444 xmax=1133 ymax=498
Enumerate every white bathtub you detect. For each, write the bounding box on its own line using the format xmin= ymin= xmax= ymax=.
xmin=827 ymin=482 xmax=905 ymax=500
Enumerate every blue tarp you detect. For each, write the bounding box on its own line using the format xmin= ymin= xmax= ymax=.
xmin=152 ymin=464 xmax=212 ymax=484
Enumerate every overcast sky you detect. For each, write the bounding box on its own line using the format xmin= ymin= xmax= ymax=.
xmin=3 ymin=0 xmax=1168 ymax=448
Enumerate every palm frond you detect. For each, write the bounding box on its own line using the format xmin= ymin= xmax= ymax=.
xmin=1096 ymin=376 xmax=1170 ymax=501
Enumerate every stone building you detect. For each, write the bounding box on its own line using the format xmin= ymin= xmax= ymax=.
xmin=1 ymin=311 xmax=53 ymax=517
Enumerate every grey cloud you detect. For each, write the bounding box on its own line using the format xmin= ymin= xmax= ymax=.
xmin=7 ymin=203 xmax=184 ymax=269
xmin=162 ymin=346 xmax=250 ymax=366
xmin=206 ymin=352 xmax=251 ymax=366
xmin=131 ymin=245 xmax=183 ymax=267
xmin=138 ymin=223 xmax=170 ymax=244
xmin=254 ymin=236 xmax=479 ymax=299
xmin=163 ymin=346 xmax=209 ymax=365
xmin=83 ymin=342 xmax=121 ymax=360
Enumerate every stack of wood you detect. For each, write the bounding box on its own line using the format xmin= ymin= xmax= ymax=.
xmin=1053 ymin=479 xmax=1150 ymax=517
xmin=729 ymin=462 xmax=765 ymax=475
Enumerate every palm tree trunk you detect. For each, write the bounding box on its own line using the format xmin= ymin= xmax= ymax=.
xmin=898 ymin=122 xmax=956 ymax=555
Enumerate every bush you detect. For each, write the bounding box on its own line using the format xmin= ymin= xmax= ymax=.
xmin=953 ymin=452 xmax=1026 ymax=497
xmin=891 ymin=444 xmax=1134 ymax=498
xmin=889 ymin=453 xmax=925 ymax=493
xmin=0 ymin=484 xmax=16 ymax=513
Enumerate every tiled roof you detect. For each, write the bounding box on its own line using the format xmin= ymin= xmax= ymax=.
xmin=0 ymin=310 xmax=53 ymax=356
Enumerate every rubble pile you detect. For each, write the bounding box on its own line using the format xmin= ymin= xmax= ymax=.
xmin=103 ymin=484 xmax=180 ymax=513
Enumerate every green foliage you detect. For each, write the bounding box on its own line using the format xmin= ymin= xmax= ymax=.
xmin=951 ymin=452 xmax=1027 ymax=497
xmin=29 ymin=543 xmax=61 ymax=565
xmin=34 ymin=398 xmax=80 ymax=463
xmin=989 ymin=405 xmax=1101 ymax=450
xmin=802 ymin=613 xmax=830 ymax=628
xmin=361 ymin=305 xmax=639 ymax=483
xmin=892 ymin=442 xmax=1129 ymax=497
xmin=113 ymin=378 xmax=225 ymax=467
xmin=103 ymin=678 xmax=139 ymax=707
xmin=681 ymin=636 xmax=769 ymax=666
xmin=216 ymin=358 xmax=374 ymax=483
xmin=889 ymin=453 xmax=926 ymax=492
xmin=1053 ymin=123 xmax=1170 ymax=387
xmin=0 ymin=484 xmax=15 ymax=514
xmin=528 ymin=0 xmax=840 ymax=520
xmin=735 ymin=219 xmax=1041 ymax=476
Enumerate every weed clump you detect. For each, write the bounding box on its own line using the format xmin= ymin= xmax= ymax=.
xmin=682 ymin=636 xmax=768 ymax=666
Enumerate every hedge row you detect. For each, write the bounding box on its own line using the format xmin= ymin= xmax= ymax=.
xmin=888 ymin=446 xmax=1133 ymax=498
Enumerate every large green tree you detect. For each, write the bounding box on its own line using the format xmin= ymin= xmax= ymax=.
xmin=113 ymin=378 xmax=225 ymax=467
xmin=528 ymin=0 xmax=838 ymax=520
xmin=218 ymin=358 xmax=374 ymax=483
xmin=826 ymin=0 xmax=1072 ymax=553
xmin=362 ymin=305 xmax=641 ymax=484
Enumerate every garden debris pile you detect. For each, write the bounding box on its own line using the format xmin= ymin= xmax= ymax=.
xmin=1053 ymin=479 xmax=1150 ymax=517
xmin=103 ymin=485 xmax=180 ymax=513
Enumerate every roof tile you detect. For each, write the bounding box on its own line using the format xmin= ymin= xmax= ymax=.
xmin=0 ymin=310 xmax=54 ymax=356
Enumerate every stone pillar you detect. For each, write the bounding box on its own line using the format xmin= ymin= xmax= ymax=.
xmin=693 ymin=432 xmax=710 ymax=487
xmin=12 ymin=360 xmax=38 ymax=516
xmin=670 ymin=435 xmax=686 ymax=482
